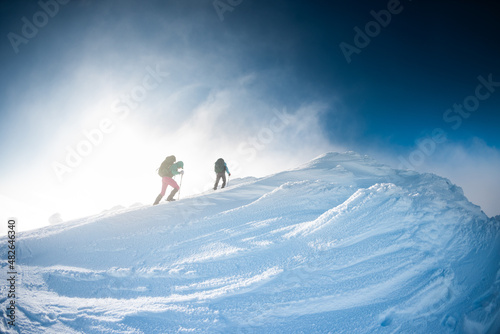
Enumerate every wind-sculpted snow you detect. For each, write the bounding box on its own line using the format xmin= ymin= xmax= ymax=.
xmin=1 ymin=152 xmax=499 ymax=333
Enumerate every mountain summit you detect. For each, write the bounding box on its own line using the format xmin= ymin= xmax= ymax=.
xmin=2 ymin=152 xmax=499 ymax=333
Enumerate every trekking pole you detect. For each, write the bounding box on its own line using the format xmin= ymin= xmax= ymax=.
xmin=177 ymin=173 xmax=184 ymax=200
xmin=227 ymin=174 xmax=230 ymax=187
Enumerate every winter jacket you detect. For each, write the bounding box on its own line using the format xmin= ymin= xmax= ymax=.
xmin=170 ymin=161 xmax=184 ymax=176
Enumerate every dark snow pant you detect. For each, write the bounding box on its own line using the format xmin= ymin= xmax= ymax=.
xmin=153 ymin=177 xmax=180 ymax=205
xmin=214 ymin=172 xmax=226 ymax=190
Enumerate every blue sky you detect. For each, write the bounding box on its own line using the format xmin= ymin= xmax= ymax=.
xmin=1 ymin=0 xmax=499 ymax=231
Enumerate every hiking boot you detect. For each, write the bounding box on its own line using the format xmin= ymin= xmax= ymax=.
xmin=166 ymin=188 xmax=178 ymax=201
xmin=153 ymin=194 xmax=163 ymax=205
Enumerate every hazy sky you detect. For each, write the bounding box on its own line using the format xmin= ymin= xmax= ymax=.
xmin=1 ymin=0 xmax=499 ymax=232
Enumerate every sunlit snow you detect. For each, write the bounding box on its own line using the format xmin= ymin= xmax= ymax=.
xmin=1 ymin=152 xmax=499 ymax=333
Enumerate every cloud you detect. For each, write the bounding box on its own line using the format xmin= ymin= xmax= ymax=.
xmin=418 ymin=139 xmax=500 ymax=217
xmin=145 ymin=74 xmax=341 ymax=199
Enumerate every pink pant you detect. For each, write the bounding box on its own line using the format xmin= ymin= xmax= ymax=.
xmin=160 ymin=177 xmax=180 ymax=196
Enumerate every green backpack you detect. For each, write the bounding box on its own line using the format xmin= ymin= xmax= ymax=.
xmin=214 ymin=158 xmax=225 ymax=173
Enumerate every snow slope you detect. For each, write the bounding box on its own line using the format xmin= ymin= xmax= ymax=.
xmin=1 ymin=152 xmax=500 ymax=333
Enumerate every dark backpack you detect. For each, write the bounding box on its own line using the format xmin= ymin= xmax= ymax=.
xmin=214 ymin=158 xmax=225 ymax=173
xmin=158 ymin=155 xmax=176 ymax=177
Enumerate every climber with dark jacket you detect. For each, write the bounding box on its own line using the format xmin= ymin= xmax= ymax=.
xmin=153 ymin=155 xmax=184 ymax=205
xmin=213 ymin=158 xmax=230 ymax=190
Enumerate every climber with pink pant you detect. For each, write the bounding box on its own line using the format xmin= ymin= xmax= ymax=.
xmin=153 ymin=155 xmax=184 ymax=205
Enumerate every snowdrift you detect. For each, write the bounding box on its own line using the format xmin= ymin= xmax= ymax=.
xmin=1 ymin=152 xmax=499 ymax=333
